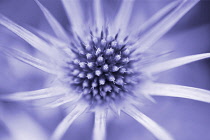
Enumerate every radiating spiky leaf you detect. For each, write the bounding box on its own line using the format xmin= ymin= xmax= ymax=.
xmin=93 ymin=110 xmax=107 ymax=140
xmin=143 ymin=53 xmax=210 ymax=74
xmin=123 ymin=106 xmax=174 ymax=140
xmin=34 ymin=0 xmax=69 ymax=41
xmin=142 ymin=83 xmax=210 ymax=103
xmin=0 ymin=47 xmax=58 ymax=74
xmin=0 ymin=87 xmax=67 ymax=101
xmin=51 ymin=102 xmax=88 ymax=140
xmin=61 ymin=0 xmax=85 ymax=37
xmin=0 ymin=15 xmax=53 ymax=56
xmin=132 ymin=0 xmax=199 ymax=54
xmin=110 ymin=0 xmax=135 ymax=36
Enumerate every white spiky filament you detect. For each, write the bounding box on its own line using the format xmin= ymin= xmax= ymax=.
xmin=61 ymin=30 xmax=142 ymax=106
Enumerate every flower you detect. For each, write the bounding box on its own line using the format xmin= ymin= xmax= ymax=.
xmin=0 ymin=0 xmax=210 ymax=140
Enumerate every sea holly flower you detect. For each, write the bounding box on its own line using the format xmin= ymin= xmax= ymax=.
xmin=0 ymin=0 xmax=210 ymax=140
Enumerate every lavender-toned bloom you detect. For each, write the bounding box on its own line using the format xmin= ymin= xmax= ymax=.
xmin=0 ymin=0 xmax=210 ymax=140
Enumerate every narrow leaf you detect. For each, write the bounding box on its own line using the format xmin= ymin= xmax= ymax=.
xmin=123 ymin=106 xmax=174 ymax=140
xmin=133 ymin=0 xmax=181 ymax=37
xmin=61 ymin=0 xmax=85 ymax=37
xmin=110 ymin=0 xmax=135 ymax=36
xmin=0 ymin=47 xmax=58 ymax=74
xmin=142 ymin=83 xmax=210 ymax=103
xmin=93 ymin=0 xmax=104 ymax=31
xmin=44 ymin=94 xmax=80 ymax=108
xmin=31 ymin=27 xmax=73 ymax=56
xmin=133 ymin=0 xmax=199 ymax=54
xmin=51 ymin=102 xmax=88 ymax=140
xmin=0 ymin=87 xmax=67 ymax=101
xmin=34 ymin=0 xmax=69 ymax=41
xmin=93 ymin=110 xmax=107 ymax=140
xmin=143 ymin=53 xmax=210 ymax=74
xmin=0 ymin=15 xmax=52 ymax=56
xmin=0 ymin=110 xmax=48 ymax=140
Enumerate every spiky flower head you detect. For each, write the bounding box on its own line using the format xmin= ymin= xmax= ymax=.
xmin=63 ymin=31 xmax=140 ymax=106
xmin=0 ymin=0 xmax=210 ymax=140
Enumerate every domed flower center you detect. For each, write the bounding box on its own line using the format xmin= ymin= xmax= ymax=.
xmin=66 ymin=32 xmax=139 ymax=105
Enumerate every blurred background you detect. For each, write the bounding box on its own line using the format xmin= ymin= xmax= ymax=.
xmin=0 ymin=0 xmax=209 ymax=140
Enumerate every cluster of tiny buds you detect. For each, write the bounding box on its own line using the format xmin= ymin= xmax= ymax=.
xmin=65 ymin=31 xmax=139 ymax=105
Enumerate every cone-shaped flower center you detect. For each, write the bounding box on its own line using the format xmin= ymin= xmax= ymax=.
xmin=67 ymin=32 xmax=139 ymax=105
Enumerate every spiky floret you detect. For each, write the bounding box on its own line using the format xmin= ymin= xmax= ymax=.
xmin=62 ymin=31 xmax=141 ymax=106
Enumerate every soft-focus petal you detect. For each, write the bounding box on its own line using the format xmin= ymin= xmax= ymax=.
xmin=61 ymin=0 xmax=85 ymax=37
xmin=142 ymin=53 xmax=210 ymax=74
xmin=142 ymin=83 xmax=210 ymax=103
xmin=34 ymin=0 xmax=69 ymax=41
xmin=93 ymin=110 xmax=107 ymax=140
xmin=132 ymin=0 xmax=199 ymax=54
xmin=0 ymin=47 xmax=58 ymax=74
xmin=0 ymin=15 xmax=52 ymax=56
xmin=0 ymin=87 xmax=67 ymax=101
xmin=123 ymin=105 xmax=174 ymax=140
xmin=51 ymin=102 xmax=88 ymax=140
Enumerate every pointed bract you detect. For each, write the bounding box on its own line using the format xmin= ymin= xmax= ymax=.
xmin=0 ymin=47 xmax=58 ymax=75
xmin=51 ymin=102 xmax=88 ymax=140
xmin=31 ymin=27 xmax=73 ymax=56
xmin=0 ymin=15 xmax=53 ymax=56
xmin=44 ymin=94 xmax=80 ymax=108
xmin=143 ymin=53 xmax=210 ymax=74
xmin=123 ymin=106 xmax=174 ymax=140
xmin=110 ymin=0 xmax=135 ymax=36
xmin=0 ymin=87 xmax=66 ymax=101
xmin=0 ymin=110 xmax=48 ymax=140
xmin=34 ymin=0 xmax=69 ymax=41
xmin=61 ymin=0 xmax=85 ymax=37
xmin=93 ymin=110 xmax=107 ymax=140
xmin=132 ymin=0 xmax=200 ymax=54
xmin=142 ymin=83 xmax=210 ymax=103
xmin=93 ymin=0 xmax=104 ymax=32
xmin=132 ymin=0 xmax=181 ymax=37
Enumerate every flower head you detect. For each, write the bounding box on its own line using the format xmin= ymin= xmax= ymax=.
xmin=0 ymin=0 xmax=210 ymax=140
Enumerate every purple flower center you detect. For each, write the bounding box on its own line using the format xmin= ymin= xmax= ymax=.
xmin=66 ymin=32 xmax=139 ymax=105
